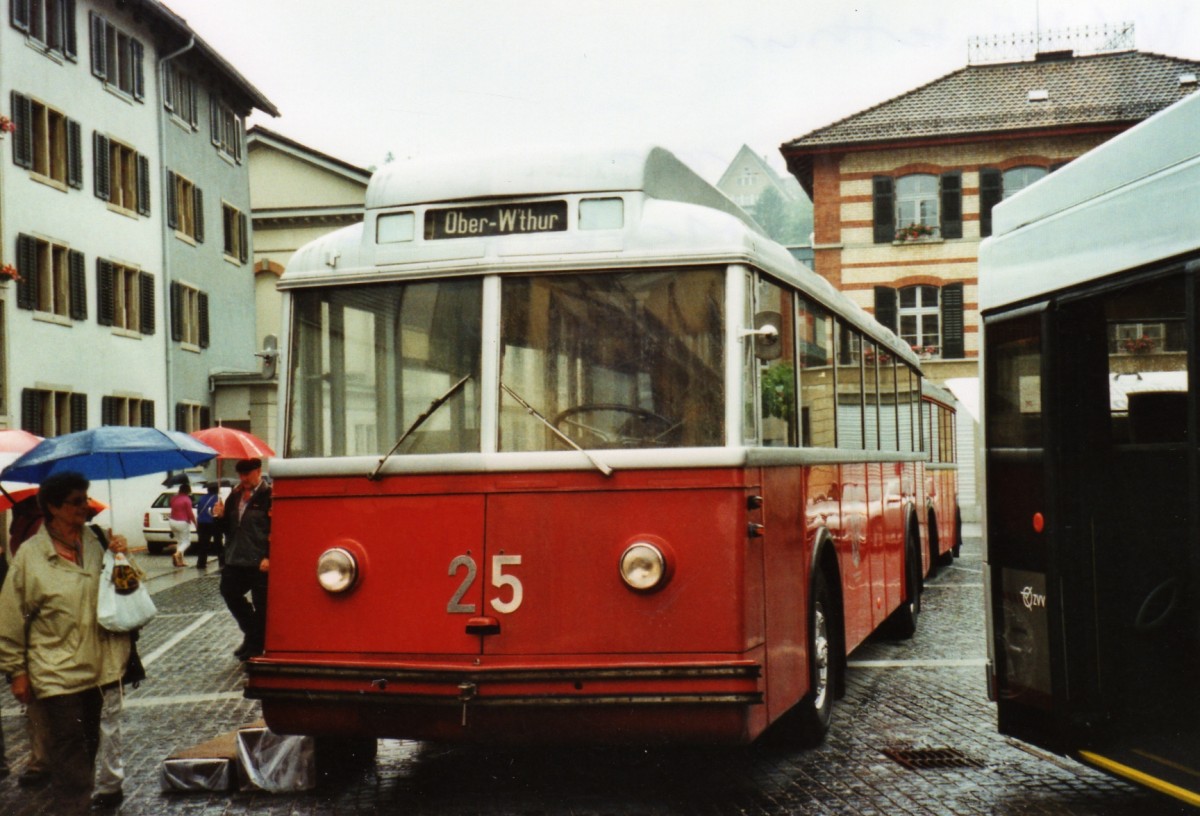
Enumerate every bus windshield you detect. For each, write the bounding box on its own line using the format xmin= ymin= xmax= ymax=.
xmin=288 ymin=278 xmax=483 ymax=457
xmin=287 ymin=268 xmax=725 ymax=459
xmin=500 ymin=268 xmax=725 ymax=451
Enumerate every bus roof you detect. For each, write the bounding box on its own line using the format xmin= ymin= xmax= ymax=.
xmin=979 ymin=88 xmax=1200 ymax=312
xmin=281 ymin=145 xmax=920 ymax=367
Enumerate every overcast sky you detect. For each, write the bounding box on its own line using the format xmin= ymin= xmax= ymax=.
xmin=162 ymin=0 xmax=1200 ymax=182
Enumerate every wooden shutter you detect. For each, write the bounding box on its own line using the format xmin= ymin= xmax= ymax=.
xmin=175 ymin=402 xmax=187 ymax=432
xmin=198 ymin=291 xmax=210 ymax=348
xmin=11 ymin=0 xmax=30 ymax=32
xmin=93 ymin=131 xmax=110 ymax=201
xmin=940 ymin=283 xmax=964 ymax=359
xmin=101 ymin=395 xmax=117 ymax=426
xmin=165 ymin=170 xmax=178 ymax=229
xmin=21 ymin=389 xmax=43 ymax=436
xmin=140 ymin=400 xmax=155 ymax=428
xmin=140 ymin=272 xmax=155 ymax=335
xmin=131 ymin=39 xmax=145 ymax=100
xmin=872 ymin=176 xmax=895 ymax=244
xmin=188 ymin=79 xmax=198 ymax=127
xmin=979 ymin=168 xmax=1002 ymax=238
xmin=67 ymin=119 xmax=83 ymax=188
xmin=11 ymin=91 xmax=32 ymax=169
xmin=200 ymin=406 xmax=211 ymax=430
xmin=61 ymin=0 xmax=76 ymax=60
xmin=136 ymin=153 xmax=150 ymax=215
xmin=238 ymin=212 xmax=249 ymax=262
xmin=70 ymin=392 xmax=87 ymax=432
xmin=874 ymin=287 xmax=898 ymax=333
xmin=194 ymin=187 xmax=205 ymax=242
xmin=68 ymin=249 xmax=86 ymax=320
xmin=96 ymin=258 xmax=114 ymax=326
xmin=939 ymin=171 xmax=962 ymax=239
xmin=89 ymin=11 xmax=106 ymax=79
xmin=15 ymin=234 xmax=37 ymax=310
xmin=169 ymin=281 xmax=182 ymax=341
xmin=210 ymin=97 xmax=221 ymax=146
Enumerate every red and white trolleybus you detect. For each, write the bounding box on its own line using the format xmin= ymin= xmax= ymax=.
xmin=246 ymin=146 xmax=958 ymax=746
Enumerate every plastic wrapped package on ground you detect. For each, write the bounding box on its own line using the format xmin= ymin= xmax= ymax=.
xmin=235 ymin=727 xmax=316 ymax=792
xmin=160 ymin=729 xmax=239 ymax=792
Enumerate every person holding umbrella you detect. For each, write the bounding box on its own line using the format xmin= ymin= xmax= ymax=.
xmin=0 ymin=472 xmax=132 ymax=813
xmin=215 ymin=458 xmax=272 ymax=660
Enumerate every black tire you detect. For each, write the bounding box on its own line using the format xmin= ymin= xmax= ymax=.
xmin=784 ymin=571 xmax=839 ymax=747
xmin=885 ymin=538 xmax=921 ymax=639
xmin=315 ymin=736 xmax=377 ymax=783
xmin=952 ymin=507 xmax=963 ymax=558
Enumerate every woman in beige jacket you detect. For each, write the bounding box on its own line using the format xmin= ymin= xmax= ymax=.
xmin=0 ymin=472 xmax=131 ymax=814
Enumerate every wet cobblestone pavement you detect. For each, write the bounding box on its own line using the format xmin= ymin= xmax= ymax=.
xmin=0 ymin=537 xmax=1192 ymax=814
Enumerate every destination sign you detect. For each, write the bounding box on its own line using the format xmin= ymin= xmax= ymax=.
xmin=425 ymin=200 xmax=568 ymax=240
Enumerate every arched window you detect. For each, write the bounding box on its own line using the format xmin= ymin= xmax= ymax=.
xmin=895 ymin=174 xmax=939 ymax=232
xmin=1002 ymin=165 xmax=1047 ymax=199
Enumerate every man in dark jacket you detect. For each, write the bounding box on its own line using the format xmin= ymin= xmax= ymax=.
xmin=215 ymin=458 xmax=271 ymax=660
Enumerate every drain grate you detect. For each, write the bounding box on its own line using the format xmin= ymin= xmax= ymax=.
xmin=882 ymin=747 xmax=985 ymax=771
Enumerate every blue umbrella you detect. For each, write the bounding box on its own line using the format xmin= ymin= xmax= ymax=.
xmin=1 ymin=427 xmax=217 ymax=483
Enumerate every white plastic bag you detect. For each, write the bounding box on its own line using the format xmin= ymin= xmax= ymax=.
xmin=236 ymin=727 xmax=315 ymax=792
xmin=97 ymin=550 xmax=157 ymax=632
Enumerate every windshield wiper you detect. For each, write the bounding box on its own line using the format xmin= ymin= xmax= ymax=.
xmin=369 ymin=373 xmax=471 ymax=480
xmin=501 ymin=383 xmax=613 ymax=477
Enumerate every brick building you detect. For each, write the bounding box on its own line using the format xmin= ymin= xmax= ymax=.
xmin=780 ymin=46 xmax=1200 ymax=516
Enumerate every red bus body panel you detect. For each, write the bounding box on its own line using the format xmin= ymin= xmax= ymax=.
xmin=248 ymin=462 xmax=917 ymax=744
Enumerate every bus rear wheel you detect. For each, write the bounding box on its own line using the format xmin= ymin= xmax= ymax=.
xmin=778 ymin=571 xmax=839 ymax=747
xmin=885 ymin=537 xmax=921 ymax=639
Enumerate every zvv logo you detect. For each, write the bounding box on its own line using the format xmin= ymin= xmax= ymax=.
xmin=1020 ymin=586 xmax=1047 ymax=611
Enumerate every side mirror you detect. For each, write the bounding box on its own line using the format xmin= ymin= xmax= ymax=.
xmin=745 ymin=311 xmax=782 ymax=361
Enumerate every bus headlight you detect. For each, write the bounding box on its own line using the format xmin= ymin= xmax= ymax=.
xmin=619 ymin=542 xmax=666 ymax=591
xmin=317 ymin=547 xmax=358 ymax=593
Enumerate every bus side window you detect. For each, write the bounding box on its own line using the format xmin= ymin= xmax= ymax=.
xmin=799 ymin=298 xmax=835 ymax=447
xmin=837 ymin=323 xmax=865 ymax=450
xmin=756 ymin=278 xmax=796 ymax=447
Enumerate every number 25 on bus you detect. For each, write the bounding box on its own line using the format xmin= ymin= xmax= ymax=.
xmin=246 ymin=146 xmax=960 ymax=746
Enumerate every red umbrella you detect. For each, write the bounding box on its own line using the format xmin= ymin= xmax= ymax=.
xmin=0 ymin=429 xmax=43 ymax=454
xmin=0 ymin=430 xmax=44 ymax=509
xmin=188 ymin=427 xmax=275 ymax=461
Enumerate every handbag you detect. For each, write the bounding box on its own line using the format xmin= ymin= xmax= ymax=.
xmin=98 ymin=549 xmax=157 ymax=632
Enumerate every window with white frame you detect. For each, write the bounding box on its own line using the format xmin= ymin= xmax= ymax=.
xmin=222 ymin=202 xmax=248 ymax=262
xmin=210 ymin=99 xmax=243 ymax=162
xmin=895 ymin=174 xmax=939 ymax=233
xmin=11 ymin=0 xmax=77 ymax=60
xmin=89 ymin=12 xmax=144 ymax=100
xmin=1002 ymin=166 xmax=1048 ymax=200
xmin=21 ymin=387 xmax=85 ymax=436
xmin=898 ymin=285 xmax=940 ymax=353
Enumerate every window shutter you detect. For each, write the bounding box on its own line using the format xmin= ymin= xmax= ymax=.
xmin=96 ymin=258 xmax=114 ymax=326
xmin=131 ymin=38 xmax=145 ymax=100
xmin=16 ymin=234 xmax=36 ymax=310
xmin=70 ymin=392 xmax=87 ymax=432
xmin=67 ymin=119 xmax=83 ymax=188
xmin=101 ymin=396 xmax=116 ymax=426
xmin=11 ymin=0 xmax=30 ymax=32
xmin=89 ymin=11 xmax=106 ymax=79
xmin=61 ymin=0 xmax=76 ymax=60
xmin=140 ymin=272 xmax=155 ymax=335
xmin=68 ymin=249 xmax=86 ymax=320
xmin=175 ymin=402 xmax=187 ymax=432
xmin=939 ymin=171 xmax=962 ymax=239
xmin=198 ymin=291 xmax=210 ymax=348
xmin=210 ymin=97 xmax=221 ymax=146
xmin=21 ymin=389 xmax=43 ymax=436
xmin=979 ymin=168 xmax=1002 ymax=238
xmin=136 ymin=153 xmax=150 ymax=215
xmin=188 ymin=80 xmax=198 ymax=127
xmin=166 ymin=170 xmax=178 ymax=229
xmin=1049 ymin=160 xmax=1069 ymax=173
xmin=239 ymin=212 xmax=249 ymax=262
xmin=194 ymin=187 xmax=205 ymax=242
xmin=140 ymin=400 xmax=155 ymax=428
xmin=940 ymin=283 xmax=964 ymax=359
xmin=872 ymin=176 xmax=895 ymax=244
xmin=169 ymin=281 xmax=182 ymax=341
xmin=200 ymin=406 xmax=211 ymax=429
xmin=11 ymin=91 xmax=33 ymax=169
xmin=93 ymin=131 xmax=110 ymax=201
xmin=873 ymin=287 xmax=898 ymax=333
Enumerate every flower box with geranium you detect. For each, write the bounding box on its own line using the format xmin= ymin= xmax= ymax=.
xmin=1122 ymin=335 xmax=1156 ymax=354
xmin=895 ymin=223 xmax=935 ymax=242
xmin=0 ymin=264 xmax=21 ymax=284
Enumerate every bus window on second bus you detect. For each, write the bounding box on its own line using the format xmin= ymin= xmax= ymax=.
xmin=498 ymin=269 xmax=725 ymax=451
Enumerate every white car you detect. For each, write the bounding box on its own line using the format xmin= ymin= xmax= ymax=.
xmin=142 ymin=483 xmax=231 ymax=554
